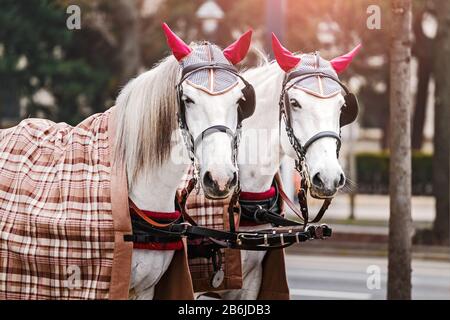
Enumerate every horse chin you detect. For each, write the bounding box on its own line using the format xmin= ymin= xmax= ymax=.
xmin=309 ymin=187 xmax=337 ymax=200
xmin=202 ymin=188 xmax=233 ymax=200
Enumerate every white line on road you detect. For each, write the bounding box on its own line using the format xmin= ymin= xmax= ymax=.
xmin=290 ymin=289 xmax=373 ymax=300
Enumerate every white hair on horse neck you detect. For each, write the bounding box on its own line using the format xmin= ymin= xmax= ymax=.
xmin=242 ymin=60 xmax=285 ymax=107
xmin=114 ymin=55 xmax=180 ymax=185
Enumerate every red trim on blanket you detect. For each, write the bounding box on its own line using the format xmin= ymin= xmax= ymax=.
xmin=133 ymin=241 xmax=183 ymax=251
xmin=240 ymin=186 xmax=276 ymax=201
xmin=130 ymin=208 xmax=183 ymax=250
xmin=138 ymin=210 xmax=181 ymax=220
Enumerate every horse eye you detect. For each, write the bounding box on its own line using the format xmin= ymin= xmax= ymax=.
xmin=183 ymin=96 xmax=195 ymax=105
xmin=290 ymin=99 xmax=301 ymax=108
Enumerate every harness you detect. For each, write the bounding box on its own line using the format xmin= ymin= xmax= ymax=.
xmin=124 ymin=51 xmax=359 ymax=288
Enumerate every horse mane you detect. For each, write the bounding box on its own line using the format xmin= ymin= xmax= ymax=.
xmin=114 ymin=55 xmax=180 ymax=185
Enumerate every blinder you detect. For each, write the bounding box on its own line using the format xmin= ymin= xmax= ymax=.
xmin=341 ymin=92 xmax=359 ymax=127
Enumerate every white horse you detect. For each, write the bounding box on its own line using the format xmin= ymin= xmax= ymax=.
xmin=115 ymin=24 xmax=253 ymax=299
xmin=219 ymin=36 xmax=361 ymax=300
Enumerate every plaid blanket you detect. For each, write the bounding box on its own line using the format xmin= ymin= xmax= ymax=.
xmin=181 ymin=172 xmax=290 ymax=299
xmin=0 ymin=108 xmax=133 ymax=299
xmin=178 ymin=170 xmax=243 ymax=292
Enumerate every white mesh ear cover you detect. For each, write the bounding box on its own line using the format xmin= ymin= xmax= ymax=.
xmin=291 ymin=53 xmax=342 ymax=98
xmin=180 ymin=44 xmax=239 ymax=95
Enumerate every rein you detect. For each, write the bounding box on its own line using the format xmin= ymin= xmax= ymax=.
xmin=125 ymin=175 xmax=331 ymax=251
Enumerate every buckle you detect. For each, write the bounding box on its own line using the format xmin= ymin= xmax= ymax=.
xmin=314 ymin=226 xmax=324 ymax=239
xmin=264 ymin=234 xmax=269 ymax=246
xmin=253 ymin=205 xmax=265 ymax=223
xmin=305 ymin=225 xmax=316 ymax=239
xmin=171 ymin=222 xmax=190 ymax=234
xmin=236 ymin=232 xmax=258 ymax=246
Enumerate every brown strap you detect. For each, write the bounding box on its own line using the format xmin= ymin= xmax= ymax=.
xmin=227 ymin=187 xmax=241 ymax=233
xmin=129 ymin=200 xmax=179 ymax=228
xmin=278 ymin=182 xmax=332 ymax=225
xmin=278 ymin=187 xmax=306 ymax=222
xmin=310 ymin=198 xmax=332 ymax=223
xmin=178 ymin=177 xmax=199 ymax=226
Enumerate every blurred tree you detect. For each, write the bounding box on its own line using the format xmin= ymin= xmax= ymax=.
xmin=432 ymin=0 xmax=450 ymax=245
xmin=0 ymin=0 xmax=111 ymax=125
xmin=285 ymin=0 xmax=391 ymax=145
xmin=411 ymin=2 xmax=434 ymax=150
xmin=388 ymin=0 xmax=412 ymax=300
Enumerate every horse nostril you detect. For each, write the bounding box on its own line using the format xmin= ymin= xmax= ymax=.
xmin=203 ymin=171 xmax=215 ymax=188
xmin=228 ymin=172 xmax=238 ymax=187
xmin=312 ymin=173 xmax=324 ymax=188
xmin=337 ymin=173 xmax=346 ymax=188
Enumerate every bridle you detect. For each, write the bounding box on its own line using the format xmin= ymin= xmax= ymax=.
xmin=176 ymin=53 xmax=256 ymax=187
xmin=280 ymin=72 xmax=357 ymax=161
xmin=278 ymin=67 xmax=359 ymax=227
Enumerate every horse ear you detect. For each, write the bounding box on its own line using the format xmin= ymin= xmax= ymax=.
xmin=330 ymin=44 xmax=362 ymax=74
xmin=223 ymin=30 xmax=253 ymax=65
xmin=271 ymin=33 xmax=301 ymax=72
xmin=162 ymin=23 xmax=192 ymax=61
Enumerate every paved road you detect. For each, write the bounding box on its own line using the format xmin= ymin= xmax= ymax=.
xmin=285 ymin=194 xmax=435 ymax=222
xmin=286 ymin=254 xmax=450 ymax=300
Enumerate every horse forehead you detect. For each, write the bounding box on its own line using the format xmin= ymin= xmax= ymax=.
xmin=183 ymin=82 xmax=241 ymax=102
xmin=180 ymin=44 xmax=239 ymax=95
xmin=291 ymin=88 xmax=344 ymax=109
xmin=290 ymin=53 xmax=342 ymax=98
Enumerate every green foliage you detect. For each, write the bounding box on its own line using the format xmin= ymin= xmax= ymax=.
xmin=356 ymin=151 xmax=433 ymax=195
xmin=0 ymin=0 xmax=111 ymax=124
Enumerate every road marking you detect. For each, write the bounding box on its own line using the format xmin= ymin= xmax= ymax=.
xmin=290 ymin=289 xmax=372 ymax=300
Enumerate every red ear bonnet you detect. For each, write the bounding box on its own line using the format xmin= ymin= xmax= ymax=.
xmin=162 ymin=23 xmax=192 ymax=61
xmin=271 ymin=33 xmax=301 ymax=72
xmin=330 ymin=44 xmax=362 ymax=73
xmin=222 ymin=30 xmax=253 ymax=65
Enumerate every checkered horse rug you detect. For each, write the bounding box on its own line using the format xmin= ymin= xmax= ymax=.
xmin=0 ymin=108 xmax=133 ymax=299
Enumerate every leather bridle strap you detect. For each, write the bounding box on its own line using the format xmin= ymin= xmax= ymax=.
xmin=193 ymin=125 xmax=236 ymax=153
xmin=252 ymin=207 xmax=302 ymax=226
xmin=278 ymin=182 xmax=332 ymax=226
xmin=303 ymin=131 xmax=342 ymax=155
xmin=278 ymin=187 xmax=306 ymax=223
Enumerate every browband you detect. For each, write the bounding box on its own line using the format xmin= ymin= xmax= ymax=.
xmin=283 ymin=71 xmax=351 ymax=95
xmin=178 ymin=62 xmax=253 ymax=92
